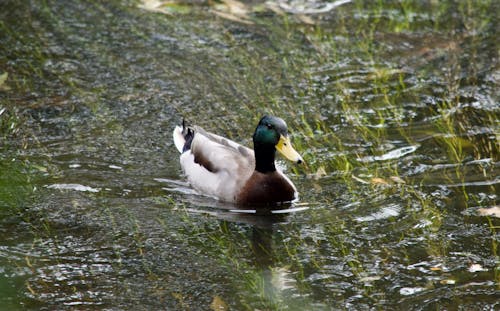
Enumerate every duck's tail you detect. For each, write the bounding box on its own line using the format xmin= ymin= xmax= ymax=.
xmin=173 ymin=119 xmax=194 ymax=153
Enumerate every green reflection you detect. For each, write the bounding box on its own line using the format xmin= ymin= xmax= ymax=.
xmin=0 ymin=0 xmax=498 ymax=309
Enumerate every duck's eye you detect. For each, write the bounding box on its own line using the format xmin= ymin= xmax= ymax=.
xmin=266 ymin=123 xmax=273 ymax=129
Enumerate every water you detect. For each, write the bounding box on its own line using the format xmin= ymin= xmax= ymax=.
xmin=0 ymin=0 xmax=498 ymax=309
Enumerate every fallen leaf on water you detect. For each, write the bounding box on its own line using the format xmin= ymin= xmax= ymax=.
xmin=477 ymin=206 xmax=500 ymax=218
xmin=352 ymin=175 xmax=370 ymax=184
xmin=266 ymin=1 xmax=285 ymax=15
xmin=221 ymin=0 xmax=248 ymax=16
xmin=210 ymin=295 xmax=228 ymax=311
xmin=468 ymin=263 xmax=488 ymax=272
xmin=26 ymin=282 xmax=36 ymax=295
xmin=32 ymin=164 xmax=48 ymax=173
xmin=210 ymin=0 xmax=254 ymax=24
xmin=371 ymin=177 xmax=389 ymax=185
xmin=138 ymin=0 xmax=192 ymax=15
xmin=277 ymin=0 xmax=352 ymax=14
xmin=390 ymin=176 xmax=406 ymax=184
xmin=354 ymin=175 xmax=405 ymax=186
xmin=138 ymin=0 xmax=170 ymax=13
xmin=296 ymin=14 xmax=315 ymax=25
xmin=0 ymin=72 xmax=10 ymax=91
xmin=313 ymin=166 xmax=327 ymax=179
xmin=0 ymin=72 xmax=7 ymax=86
xmin=440 ymin=279 xmax=456 ymax=285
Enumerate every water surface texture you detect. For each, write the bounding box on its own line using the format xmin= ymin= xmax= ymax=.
xmin=0 ymin=0 xmax=499 ymax=310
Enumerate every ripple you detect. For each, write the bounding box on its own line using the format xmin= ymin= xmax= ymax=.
xmin=359 ymin=145 xmax=419 ymax=162
xmin=355 ymin=203 xmax=401 ymax=222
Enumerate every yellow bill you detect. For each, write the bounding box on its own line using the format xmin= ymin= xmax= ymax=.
xmin=276 ymin=135 xmax=304 ymax=164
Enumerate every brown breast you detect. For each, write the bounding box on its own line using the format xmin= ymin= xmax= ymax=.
xmin=236 ymin=171 xmax=296 ymax=205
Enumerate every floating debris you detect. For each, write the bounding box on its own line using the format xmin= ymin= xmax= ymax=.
xmin=210 ymin=295 xmax=228 ymax=311
xmin=468 ymin=264 xmax=488 ymax=273
xmin=400 ymin=287 xmax=426 ymax=296
xmin=275 ymin=0 xmax=352 ymax=14
xmin=440 ymin=279 xmax=456 ymax=285
xmin=46 ymin=183 xmax=100 ymax=193
xmin=477 ymin=206 xmax=500 ymax=218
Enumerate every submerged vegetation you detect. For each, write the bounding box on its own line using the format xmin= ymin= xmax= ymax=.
xmin=0 ymin=0 xmax=498 ymax=309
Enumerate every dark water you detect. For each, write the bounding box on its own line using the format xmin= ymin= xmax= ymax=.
xmin=0 ymin=0 xmax=499 ymax=310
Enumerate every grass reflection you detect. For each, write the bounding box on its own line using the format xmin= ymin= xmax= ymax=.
xmin=0 ymin=0 xmax=498 ymax=309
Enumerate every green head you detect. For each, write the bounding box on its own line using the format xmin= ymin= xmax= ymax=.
xmin=253 ymin=116 xmax=287 ymax=147
xmin=253 ymin=116 xmax=303 ymax=165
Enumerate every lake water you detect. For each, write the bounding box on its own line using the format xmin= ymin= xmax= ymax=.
xmin=0 ymin=0 xmax=498 ymax=309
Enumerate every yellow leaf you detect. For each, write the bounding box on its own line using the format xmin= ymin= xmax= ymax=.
xmin=478 ymin=206 xmax=500 ymax=218
xmin=371 ymin=177 xmax=389 ymax=185
xmin=314 ymin=166 xmax=327 ymax=179
xmin=138 ymin=0 xmax=167 ymax=13
xmin=352 ymin=175 xmax=370 ymax=184
xmin=297 ymin=14 xmax=316 ymax=25
xmin=212 ymin=10 xmax=253 ymax=25
xmin=211 ymin=0 xmax=254 ymax=24
xmin=26 ymin=282 xmax=36 ymax=295
xmin=390 ymin=176 xmax=406 ymax=184
xmin=440 ymin=279 xmax=456 ymax=285
xmin=210 ymin=295 xmax=228 ymax=311
xmin=32 ymin=164 xmax=48 ymax=173
xmin=222 ymin=0 xmax=248 ymax=15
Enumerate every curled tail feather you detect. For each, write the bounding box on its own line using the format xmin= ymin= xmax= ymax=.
xmin=173 ymin=119 xmax=195 ymax=153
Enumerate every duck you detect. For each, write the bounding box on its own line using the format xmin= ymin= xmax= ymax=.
xmin=173 ymin=115 xmax=303 ymax=205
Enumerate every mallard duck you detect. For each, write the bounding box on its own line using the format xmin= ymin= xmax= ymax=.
xmin=173 ymin=116 xmax=303 ymax=205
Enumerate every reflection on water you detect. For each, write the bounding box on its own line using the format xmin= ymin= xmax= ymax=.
xmin=250 ymin=226 xmax=298 ymax=306
xmin=0 ymin=0 xmax=498 ymax=309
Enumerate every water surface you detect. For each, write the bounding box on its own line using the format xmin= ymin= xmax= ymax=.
xmin=0 ymin=0 xmax=498 ymax=309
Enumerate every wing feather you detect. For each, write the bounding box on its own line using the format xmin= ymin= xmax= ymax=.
xmin=179 ymin=127 xmax=255 ymax=202
xmin=191 ymin=127 xmax=254 ymax=172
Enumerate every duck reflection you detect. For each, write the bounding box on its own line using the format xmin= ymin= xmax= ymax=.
xmin=250 ymin=224 xmax=300 ymax=302
xmin=165 ymin=180 xmax=308 ymax=304
xmin=210 ymin=205 xmax=306 ymax=305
